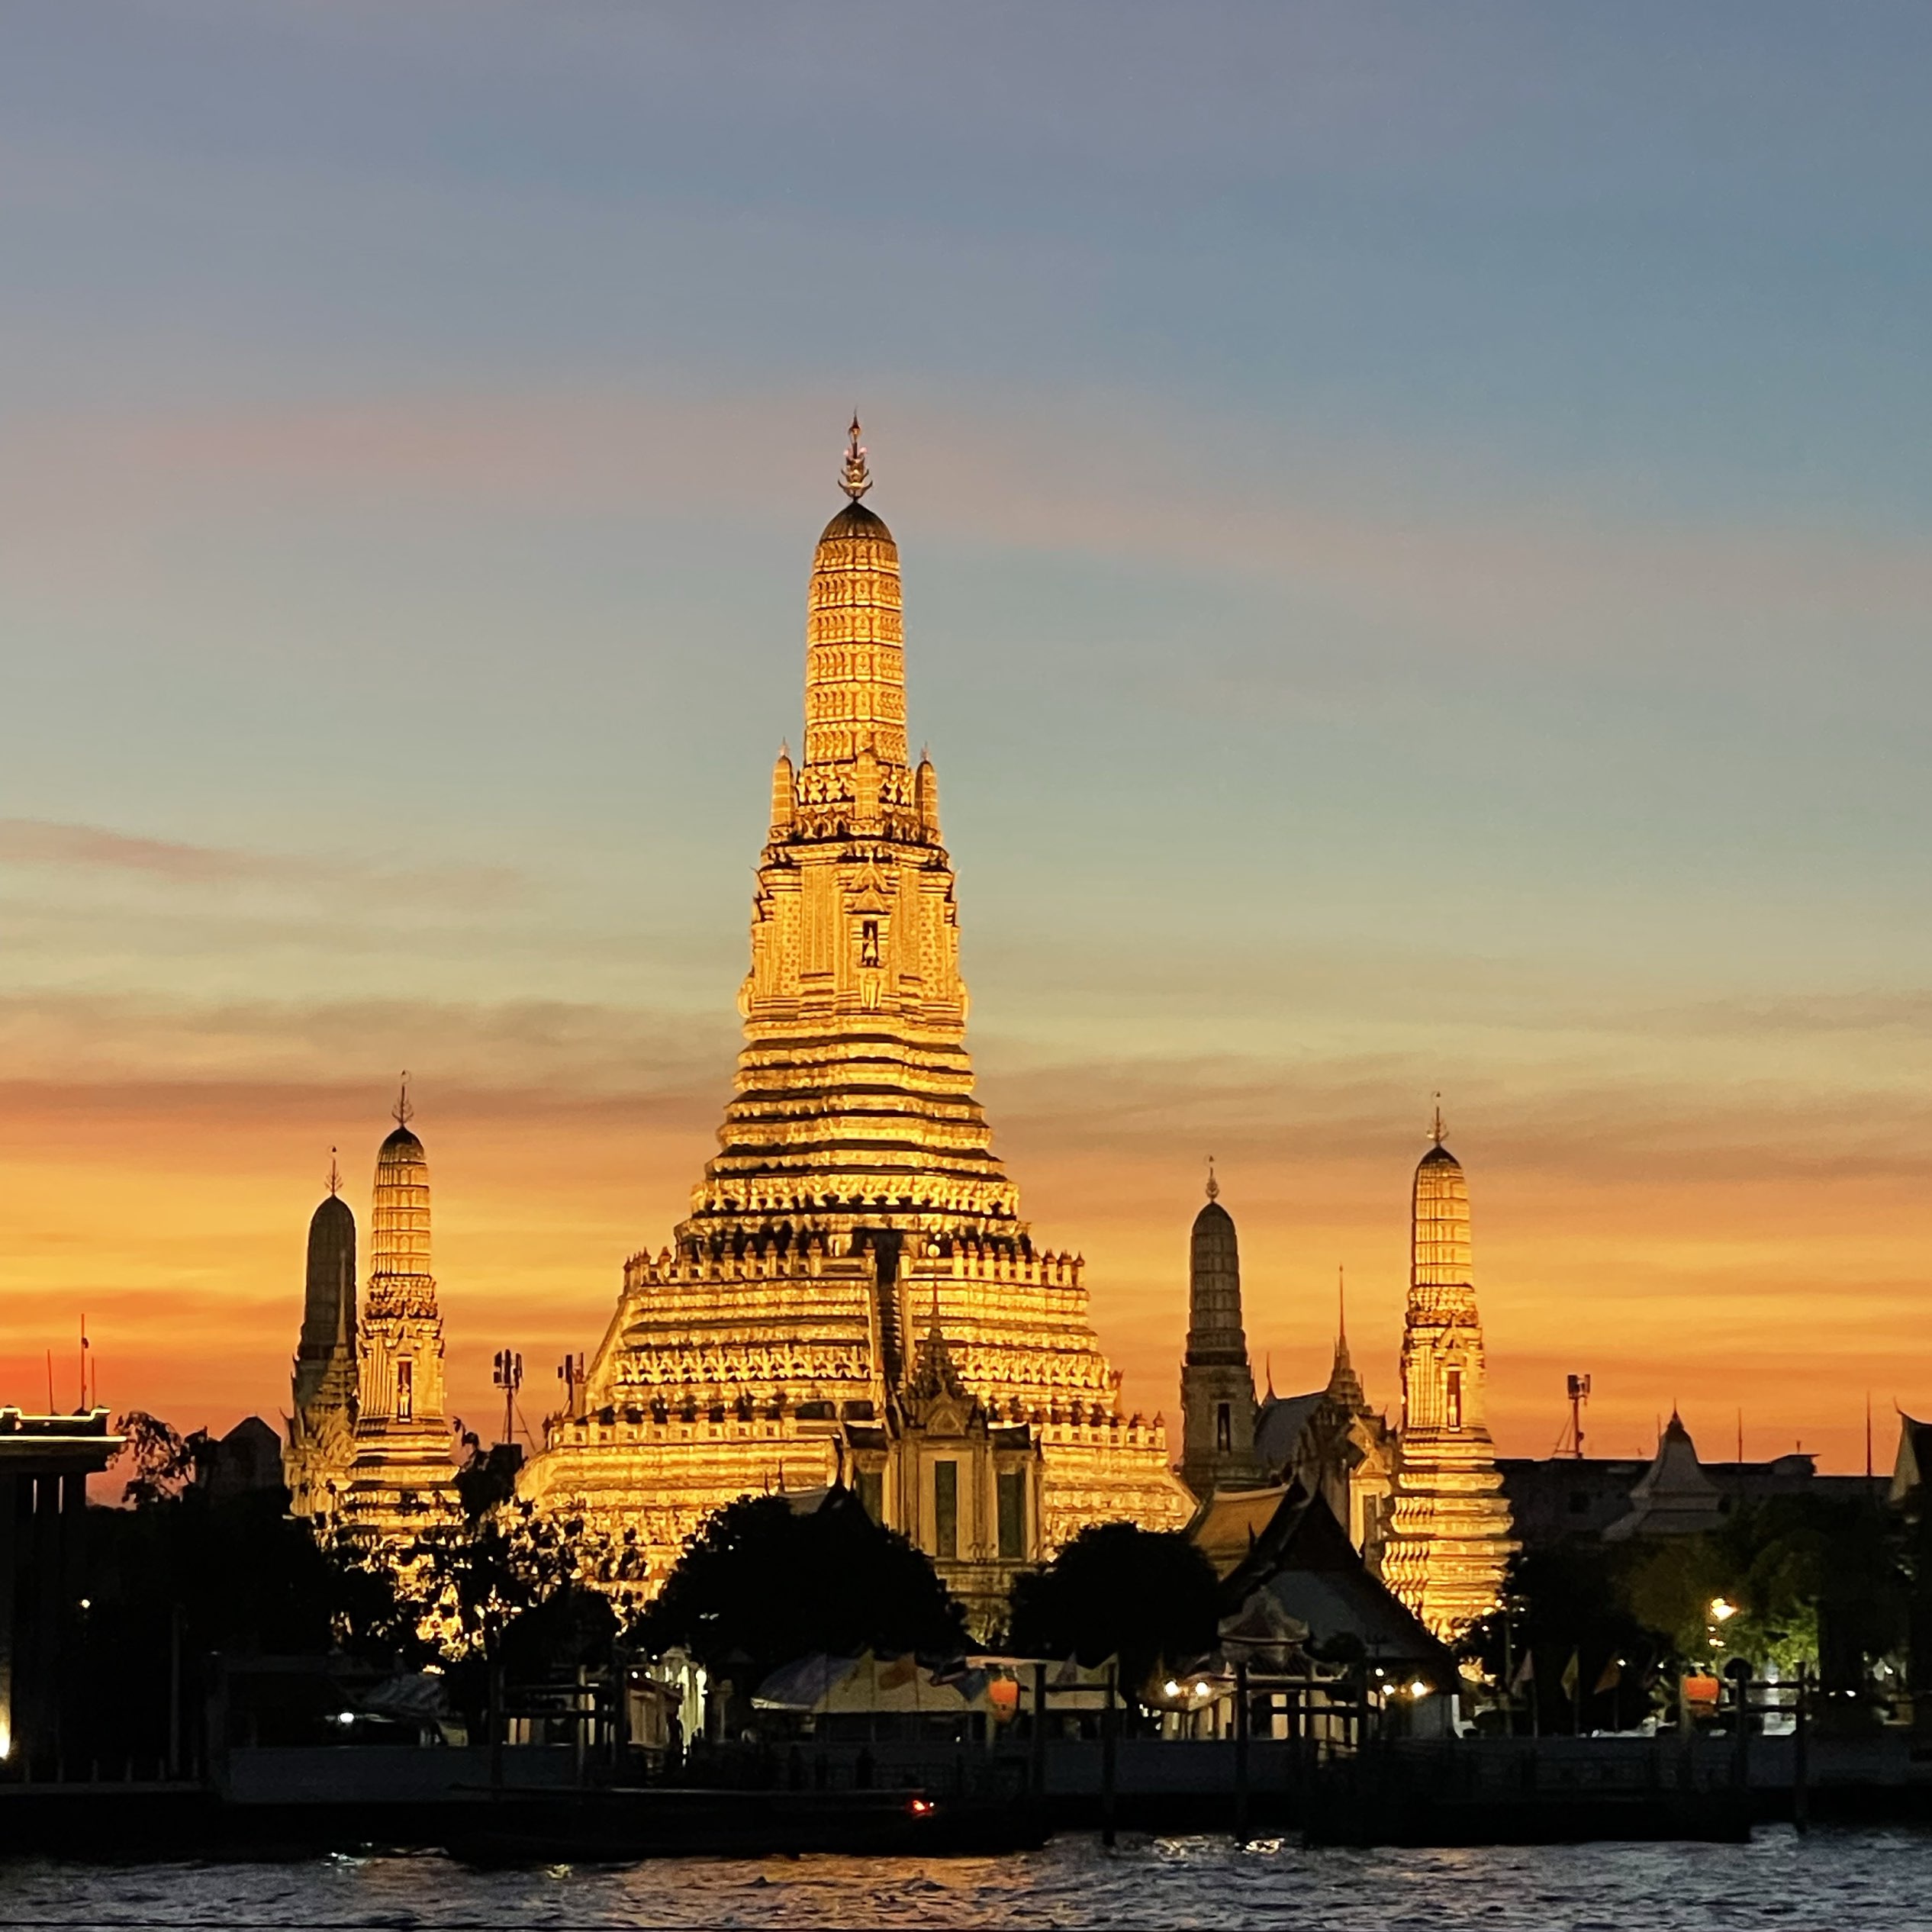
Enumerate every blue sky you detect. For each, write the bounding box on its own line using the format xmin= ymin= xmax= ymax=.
xmin=2 ymin=4 xmax=1928 ymax=1462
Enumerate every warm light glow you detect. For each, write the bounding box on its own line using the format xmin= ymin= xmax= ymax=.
xmin=1710 ymin=1596 xmax=1740 ymax=1624
xmin=1409 ymin=1679 xmax=1431 ymax=1699
xmin=513 ymin=465 xmax=1193 ymax=1601
xmin=1381 ymin=1139 xmax=1515 ymax=1640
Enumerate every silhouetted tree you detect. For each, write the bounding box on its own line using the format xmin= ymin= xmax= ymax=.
xmin=633 ymin=1489 xmax=965 ymax=1689
xmin=1463 ymin=1543 xmax=1657 ymax=1733
xmin=75 ymin=1480 xmax=421 ymax=1769
xmin=452 ymin=1431 xmax=522 ymax=1522
xmin=1464 ymin=1492 xmax=1905 ymax=1734
xmin=1008 ymin=1521 xmax=1219 ymax=1693
xmin=110 ymin=1410 xmax=193 ymax=1507
xmin=409 ymin=1495 xmax=643 ymax=1665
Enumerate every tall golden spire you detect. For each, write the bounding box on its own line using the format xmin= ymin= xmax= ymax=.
xmin=1412 ymin=1129 xmax=1473 ymax=1298
xmin=519 ymin=430 xmax=1195 ymax=1600
xmin=803 ymin=450 xmax=905 ymax=771
xmin=369 ymin=1099 xmax=432 ymax=1306
xmin=343 ymin=1093 xmax=456 ymax=1538
xmin=1383 ymin=1117 xmax=1515 ymax=1636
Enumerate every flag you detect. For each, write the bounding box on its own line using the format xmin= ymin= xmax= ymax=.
xmin=1594 ymin=1656 xmax=1623 ymax=1695
xmin=1511 ymin=1649 xmax=1534 ymax=1690
xmin=1560 ymin=1649 xmax=1580 ymax=1698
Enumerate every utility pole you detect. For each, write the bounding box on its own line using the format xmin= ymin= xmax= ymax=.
xmin=492 ymin=1348 xmax=523 ymax=1447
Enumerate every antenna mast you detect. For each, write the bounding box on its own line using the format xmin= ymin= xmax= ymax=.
xmin=1563 ymin=1373 xmax=1592 ymax=1457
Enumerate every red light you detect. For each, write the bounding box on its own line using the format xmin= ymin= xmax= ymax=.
xmin=908 ymin=1798 xmax=935 ymax=1815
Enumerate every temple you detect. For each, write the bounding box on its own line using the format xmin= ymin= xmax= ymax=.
xmin=1379 ymin=1110 xmax=1516 ymax=1636
xmin=518 ymin=423 xmax=1192 ymax=1608
xmin=1177 ymin=1170 xmax=1266 ymax=1498
xmin=284 ymin=1158 xmax=359 ymax=1520
xmin=288 ymin=1091 xmax=459 ymax=1546
xmin=1254 ymin=1270 xmax=1398 ymax=1569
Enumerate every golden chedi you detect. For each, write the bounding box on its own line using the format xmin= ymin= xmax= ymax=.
xmin=285 ymin=1158 xmax=361 ymax=1521
xmin=340 ymin=1087 xmax=459 ymax=1543
xmin=519 ymin=424 xmax=1192 ymax=1604
xmin=1380 ymin=1109 xmax=1516 ymax=1637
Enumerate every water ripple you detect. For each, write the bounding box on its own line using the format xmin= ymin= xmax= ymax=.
xmin=0 ymin=1829 xmax=1929 ymax=1931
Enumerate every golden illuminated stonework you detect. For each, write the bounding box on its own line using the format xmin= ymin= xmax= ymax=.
xmin=1380 ymin=1112 xmax=1517 ymax=1638
xmin=519 ymin=424 xmax=1193 ymax=1602
xmin=285 ymin=1167 xmax=360 ymax=1522
xmin=340 ymin=1090 xmax=459 ymax=1544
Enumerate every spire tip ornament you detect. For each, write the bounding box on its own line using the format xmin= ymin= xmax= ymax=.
xmin=327 ymin=1148 xmax=341 ymax=1197
xmin=1429 ymin=1093 xmax=1447 ymax=1147
xmin=393 ymin=1072 xmax=414 ymax=1129
xmin=1204 ymin=1154 xmax=1219 ymax=1203
xmin=839 ymin=414 xmax=872 ymax=501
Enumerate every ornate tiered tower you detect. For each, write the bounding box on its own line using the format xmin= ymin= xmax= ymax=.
xmin=1177 ymin=1171 xmax=1266 ymax=1499
xmin=285 ymin=1161 xmax=359 ymax=1521
xmin=1381 ymin=1109 xmax=1515 ymax=1636
xmin=342 ymin=1087 xmax=458 ymax=1542
xmin=520 ymin=423 xmax=1192 ymax=1594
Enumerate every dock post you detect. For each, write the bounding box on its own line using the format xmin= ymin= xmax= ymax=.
xmin=488 ymin=1654 xmax=504 ymax=1794
xmin=1793 ymin=1666 xmax=1809 ymax=1834
xmin=1101 ymin=1659 xmax=1118 ymax=1848
xmin=166 ymin=1603 xmax=183 ymax=1780
xmin=1031 ymin=1666 xmax=1047 ymax=1799
xmin=1233 ymin=1660 xmax=1251 ymax=1842
xmin=1729 ymin=1661 xmax=1752 ymax=1793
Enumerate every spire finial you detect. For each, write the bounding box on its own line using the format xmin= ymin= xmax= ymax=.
xmin=1338 ymin=1263 xmax=1348 ymax=1345
xmin=1429 ymin=1093 xmax=1446 ymax=1146
xmin=1204 ymin=1154 xmax=1219 ymax=1203
xmin=840 ymin=414 xmax=871 ymax=501
xmin=327 ymin=1148 xmax=341 ymax=1197
xmin=394 ymin=1072 xmax=414 ymax=1128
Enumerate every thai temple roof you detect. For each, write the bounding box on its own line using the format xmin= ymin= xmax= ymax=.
xmin=1602 ymin=1410 xmax=1726 ymax=1541
xmin=1188 ymin=1483 xmax=1295 ymax=1579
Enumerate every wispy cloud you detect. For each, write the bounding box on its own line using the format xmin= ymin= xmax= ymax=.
xmin=0 ymin=990 xmax=737 ymax=1106
xmin=0 ymin=817 xmax=527 ymax=912
xmin=4 ymin=386 xmax=1927 ymax=663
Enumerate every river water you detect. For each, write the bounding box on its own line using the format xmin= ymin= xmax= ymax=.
xmin=0 ymin=1829 xmax=1924 ymax=1930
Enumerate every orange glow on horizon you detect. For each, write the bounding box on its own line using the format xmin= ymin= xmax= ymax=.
xmin=4 ymin=1071 xmax=1919 ymax=1484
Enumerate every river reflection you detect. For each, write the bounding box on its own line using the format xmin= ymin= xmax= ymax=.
xmin=0 ymin=1827 xmax=1924 ymax=1930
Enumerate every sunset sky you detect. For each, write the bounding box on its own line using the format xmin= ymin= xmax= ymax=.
xmin=4 ymin=5 xmax=1930 ymax=1475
